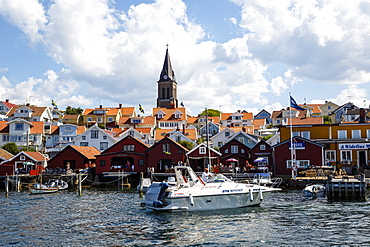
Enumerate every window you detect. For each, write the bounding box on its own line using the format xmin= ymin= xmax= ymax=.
xmin=325 ymin=150 xmax=336 ymax=162
xmin=103 ymin=135 xmax=107 ymax=140
xmin=341 ymin=150 xmax=352 ymax=161
xmin=80 ymin=142 xmax=88 ymax=146
xmin=87 ymin=117 xmax=93 ymax=122
xmin=260 ymin=144 xmax=266 ymax=151
xmin=286 ymin=160 xmax=310 ymax=169
xmin=225 ymin=149 xmax=229 ymax=153
xmin=65 ymin=126 xmax=72 ymax=132
xmin=132 ymin=119 xmax=141 ymax=123
xmin=199 ymin=147 xmax=206 ymax=154
xmin=231 ymin=145 xmax=238 ymax=153
xmin=20 ymin=155 xmax=25 ymax=160
xmin=100 ymin=142 xmax=108 ymax=150
xmin=218 ymin=142 xmax=223 ymax=147
xmin=338 ymin=130 xmax=347 ymax=139
xmin=129 ymin=131 xmax=135 ymax=136
xmin=91 ymin=130 xmax=99 ymax=139
xmin=175 ymin=113 xmax=180 ymax=118
xmin=301 ymin=131 xmax=310 ymax=139
xmin=352 ymin=130 xmax=361 ymax=139
xmin=123 ymin=145 xmax=135 ymax=151
xmin=15 ymin=123 xmax=24 ymax=130
xmin=82 ymin=136 xmax=86 ymax=140
xmin=238 ymin=137 xmax=244 ymax=144
xmin=139 ymin=159 xmax=144 ymax=166
xmin=225 ymin=132 xmax=230 ymax=137
xmin=108 ymin=117 xmax=114 ymax=122
xmin=367 ymin=129 xmax=370 ymax=138
xmin=100 ymin=160 xmax=106 ymax=167
xmin=157 ymin=114 xmax=163 ymax=119
xmin=97 ymin=117 xmax=103 ymax=123
xmin=0 ymin=106 xmax=3 ymax=110
xmin=2 ymin=134 xmax=9 ymax=142
xmin=162 ymin=143 xmax=170 ymax=153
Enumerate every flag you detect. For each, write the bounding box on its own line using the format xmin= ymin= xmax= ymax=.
xmin=290 ymin=96 xmax=305 ymax=111
xmin=139 ymin=104 xmax=145 ymax=114
xmin=52 ymin=99 xmax=58 ymax=109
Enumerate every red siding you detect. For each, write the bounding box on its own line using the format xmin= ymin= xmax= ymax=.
xmin=48 ymin=146 xmax=94 ymax=171
xmin=274 ymin=140 xmax=323 ymax=176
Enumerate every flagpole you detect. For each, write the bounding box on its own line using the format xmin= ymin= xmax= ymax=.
xmin=289 ymin=93 xmax=295 ymax=179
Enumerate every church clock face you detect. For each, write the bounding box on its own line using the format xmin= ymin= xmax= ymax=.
xmin=163 ymin=75 xmax=168 ymax=79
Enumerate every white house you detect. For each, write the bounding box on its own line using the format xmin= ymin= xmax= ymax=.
xmin=0 ymin=119 xmax=44 ymax=148
xmin=210 ymin=127 xmax=236 ymax=148
xmin=74 ymin=124 xmax=117 ymax=151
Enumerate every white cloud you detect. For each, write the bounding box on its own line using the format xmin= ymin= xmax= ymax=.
xmin=0 ymin=0 xmax=46 ymax=43
xmin=2 ymin=0 xmax=370 ymax=115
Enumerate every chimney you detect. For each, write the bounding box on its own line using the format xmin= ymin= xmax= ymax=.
xmin=5 ymin=99 xmax=9 ymax=102
xmin=359 ymin=108 xmax=366 ymax=123
xmin=100 ymin=105 xmax=102 ymax=109
xmin=26 ymin=103 xmax=30 ymax=107
xmin=118 ymin=104 xmax=122 ymax=109
xmin=182 ymin=124 xmax=185 ymax=135
xmin=242 ymin=127 xmax=246 ymax=132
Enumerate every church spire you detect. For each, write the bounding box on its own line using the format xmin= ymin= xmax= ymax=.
xmin=159 ymin=44 xmax=176 ymax=81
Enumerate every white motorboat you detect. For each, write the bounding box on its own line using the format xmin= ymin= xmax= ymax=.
xmin=142 ymin=166 xmax=281 ymax=212
xmin=302 ymin=184 xmax=326 ymax=198
xmin=29 ymin=183 xmax=59 ymax=194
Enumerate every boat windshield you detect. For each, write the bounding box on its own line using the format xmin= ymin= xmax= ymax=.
xmin=207 ymin=174 xmax=231 ymax=183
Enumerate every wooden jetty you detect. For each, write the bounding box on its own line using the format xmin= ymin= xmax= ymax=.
xmin=326 ymin=174 xmax=367 ymax=201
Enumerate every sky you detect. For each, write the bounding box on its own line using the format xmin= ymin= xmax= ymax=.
xmin=1 ymin=0 xmax=370 ymax=116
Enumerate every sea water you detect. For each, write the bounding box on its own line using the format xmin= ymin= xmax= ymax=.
xmin=1 ymin=188 xmax=369 ymax=246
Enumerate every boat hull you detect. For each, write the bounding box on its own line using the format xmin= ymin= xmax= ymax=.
xmin=29 ymin=188 xmax=59 ymax=194
xmin=146 ymin=191 xmax=272 ymax=211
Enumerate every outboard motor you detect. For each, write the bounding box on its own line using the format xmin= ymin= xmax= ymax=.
xmin=145 ymin=182 xmax=169 ymax=208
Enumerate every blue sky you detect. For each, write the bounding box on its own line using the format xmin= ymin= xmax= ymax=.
xmin=1 ymin=0 xmax=370 ymax=115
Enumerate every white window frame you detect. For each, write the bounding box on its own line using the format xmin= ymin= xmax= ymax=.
xmin=352 ymin=130 xmax=361 ymax=139
xmin=231 ymin=145 xmax=238 ymax=154
xmin=338 ymin=130 xmax=347 ymax=139
xmin=199 ymin=147 xmax=206 ymax=154
xmin=260 ymin=144 xmax=266 ymax=151
xmin=325 ymin=150 xmax=336 ymax=162
xmin=340 ymin=150 xmax=352 ymax=161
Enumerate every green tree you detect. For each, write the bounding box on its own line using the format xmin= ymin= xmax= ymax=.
xmin=178 ymin=141 xmax=195 ymax=150
xmin=65 ymin=106 xmax=83 ymax=115
xmin=2 ymin=142 xmax=19 ymax=155
xmin=323 ymin=115 xmax=332 ymax=124
xmin=199 ymin=109 xmax=221 ymax=117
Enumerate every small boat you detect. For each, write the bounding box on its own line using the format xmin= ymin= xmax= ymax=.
xmin=137 ymin=178 xmax=152 ymax=192
xmin=142 ymin=166 xmax=281 ymax=212
xmin=302 ymin=184 xmax=326 ymax=198
xmin=45 ymin=179 xmax=69 ymax=190
xmin=29 ymin=183 xmax=59 ymax=194
xmin=252 ymin=173 xmax=273 ymax=185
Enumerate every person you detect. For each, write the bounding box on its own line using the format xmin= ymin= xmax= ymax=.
xmin=202 ymin=168 xmax=213 ymax=183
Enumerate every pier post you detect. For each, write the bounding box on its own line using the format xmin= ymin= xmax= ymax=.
xmin=5 ymin=175 xmax=9 ymax=197
xmin=139 ymin=172 xmax=144 ymax=196
xmin=78 ymin=174 xmax=82 ymax=196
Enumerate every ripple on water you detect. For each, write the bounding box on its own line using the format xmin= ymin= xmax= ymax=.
xmin=1 ymin=189 xmax=370 ymax=246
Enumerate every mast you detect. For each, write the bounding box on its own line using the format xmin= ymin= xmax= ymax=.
xmin=205 ymin=108 xmax=211 ymax=170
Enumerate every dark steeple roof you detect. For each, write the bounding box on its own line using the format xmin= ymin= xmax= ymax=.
xmin=159 ymin=46 xmax=176 ymax=82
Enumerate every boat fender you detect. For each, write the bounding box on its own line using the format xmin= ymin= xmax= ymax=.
xmin=249 ymin=189 xmax=253 ymax=201
xmin=189 ymin=194 xmax=194 ymax=206
xmin=259 ymin=188 xmax=263 ymax=201
xmin=157 ymin=182 xmax=169 ymax=201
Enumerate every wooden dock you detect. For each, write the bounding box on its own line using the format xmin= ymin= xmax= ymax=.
xmin=326 ymin=174 xmax=367 ymax=201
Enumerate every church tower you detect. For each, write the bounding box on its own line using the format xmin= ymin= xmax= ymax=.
xmin=157 ymin=46 xmax=178 ymax=109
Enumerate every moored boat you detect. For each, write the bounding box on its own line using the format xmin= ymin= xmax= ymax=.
xmin=302 ymin=184 xmax=326 ymax=198
xmin=29 ymin=183 xmax=59 ymax=194
xmin=142 ymin=165 xmax=281 ymax=212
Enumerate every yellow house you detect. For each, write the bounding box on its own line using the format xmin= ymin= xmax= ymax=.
xmin=279 ymin=120 xmax=370 ymax=174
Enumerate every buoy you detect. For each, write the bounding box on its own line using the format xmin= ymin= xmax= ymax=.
xmin=249 ymin=189 xmax=253 ymax=201
xmin=259 ymin=188 xmax=263 ymax=200
xmin=189 ymin=194 xmax=194 ymax=206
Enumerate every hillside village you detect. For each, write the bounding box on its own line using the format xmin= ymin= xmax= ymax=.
xmin=1 ymin=48 xmax=370 ymax=179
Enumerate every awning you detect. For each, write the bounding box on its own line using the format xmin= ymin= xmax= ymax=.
xmin=254 ymin=157 xmax=267 ymax=163
xmin=226 ymin=158 xmax=238 ymax=162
